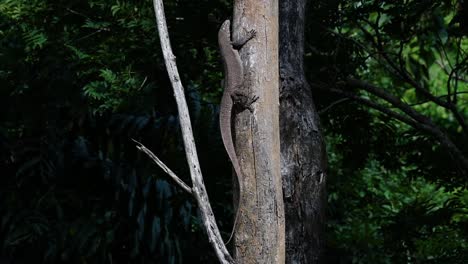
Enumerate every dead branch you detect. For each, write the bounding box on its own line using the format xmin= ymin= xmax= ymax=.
xmin=149 ymin=0 xmax=234 ymax=263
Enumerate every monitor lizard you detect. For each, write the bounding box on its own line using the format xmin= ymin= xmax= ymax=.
xmin=218 ymin=19 xmax=256 ymax=244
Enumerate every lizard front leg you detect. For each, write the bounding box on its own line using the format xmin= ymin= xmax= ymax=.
xmin=232 ymin=29 xmax=257 ymax=49
xmin=231 ymin=29 xmax=257 ymax=113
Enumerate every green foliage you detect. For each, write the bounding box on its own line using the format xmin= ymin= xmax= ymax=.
xmin=83 ymin=68 xmax=148 ymax=113
xmin=22 ymin=28 xmax=47 ymax=51
xmin=310 ymin=0 xmax=468 ymax=262
xmin=0 ymin=0 xmax=231 ymax=262
xmin=1 ymin=0 xmax=466 ymax=262
xmin=327 ymin=138 xmax=468 ymax=263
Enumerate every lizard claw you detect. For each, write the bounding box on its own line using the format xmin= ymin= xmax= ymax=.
xmin=232 ymin=29 xmax=256 ymax=49
xmin=232 ymin=91 xmax=258 ymax=112
xmin=248 ymin=29 xmax=257 ymax=39
xmin=246 ymin=95 xmax=259 ymax=113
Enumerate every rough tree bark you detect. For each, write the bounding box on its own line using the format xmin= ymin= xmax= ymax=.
xmin=231 ymin=0 xmax=286 ymax=263
xmin=279 ymin=0 xmax=328 ymax=263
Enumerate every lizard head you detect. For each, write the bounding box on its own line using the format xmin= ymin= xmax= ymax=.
xmin=218 ymin=20 xmax=231 ymax=39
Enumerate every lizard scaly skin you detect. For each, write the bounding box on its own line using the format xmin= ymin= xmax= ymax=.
xmin=218 ymin=20 xmax=254 ymax=244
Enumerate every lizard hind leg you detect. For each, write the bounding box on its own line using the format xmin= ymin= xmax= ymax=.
xmin=232 ymin=88 xmax=258 ymax=113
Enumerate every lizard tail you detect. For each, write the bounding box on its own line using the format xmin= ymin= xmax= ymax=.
xmin=219 ymin=97 xmax=243 ymax=245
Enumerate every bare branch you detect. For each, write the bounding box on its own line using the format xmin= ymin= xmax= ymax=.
xmin=133 ymin=139 xmax=193 ymax=195
xmin=347 ymin=76 xmax=468 ymax=138
xmin=327 ymin=87 xmax=423 ymax=129
xmin=318 ymin=98 xmax=350 ymax=115
xmin=408 ymin=91 xmax=468 ymax=107
xmin=151 ymin=0 xmax=234 ymax=263
xmin=346 ymin=77 xmax=431 ymax=125
xmin=326 ymin=85 xmax=468 ymax=173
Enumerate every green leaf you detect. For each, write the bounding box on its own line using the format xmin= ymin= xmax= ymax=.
xmin=82 ymin=19 xmax=111 ymax=29
xmin=65 ymin=44 xmax=90 ymax=60
xmin=22 ymin=29 xmax=47 ymax=50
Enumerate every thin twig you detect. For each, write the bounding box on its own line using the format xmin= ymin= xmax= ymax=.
xmin=407 ymin=91 xmax=468 ymax=107
xmin=318 ymin=98 xmax=350 ymax=115
xmin=133 ymin=139 xmax=192 ymax=194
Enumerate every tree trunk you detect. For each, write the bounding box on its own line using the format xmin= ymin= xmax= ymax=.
xmin=231 ymin=0 xmax=285 ymax=263
xmin=279 ymin=0 xmax=328 ymax=263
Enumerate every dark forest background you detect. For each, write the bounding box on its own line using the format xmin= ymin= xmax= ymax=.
xmin=0 ymin=0 xmax=467 ymax=263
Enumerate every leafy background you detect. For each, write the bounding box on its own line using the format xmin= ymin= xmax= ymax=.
xmin=0 ymin=0 xmax=466 ymax=263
